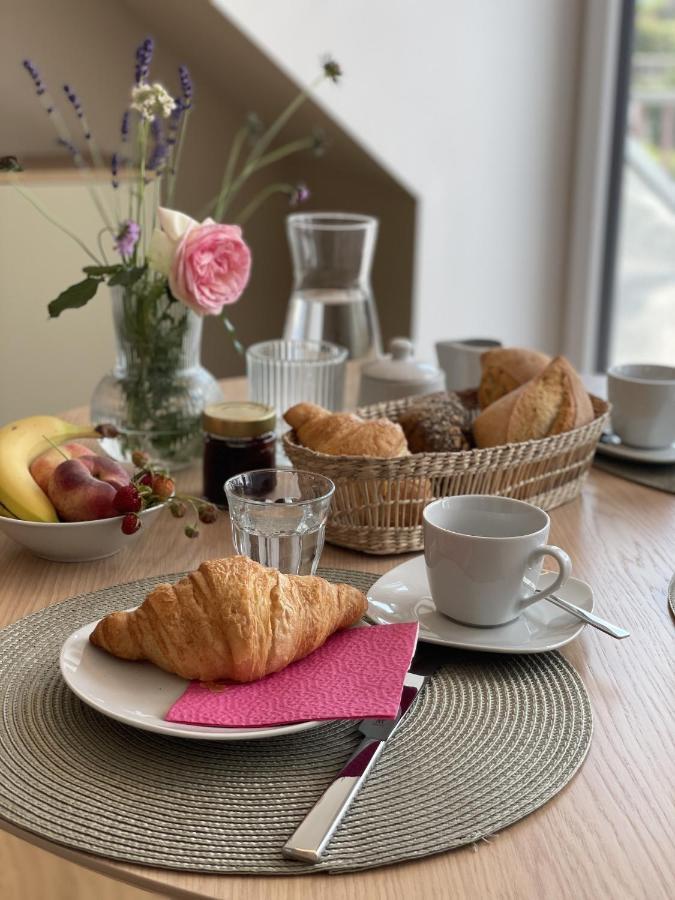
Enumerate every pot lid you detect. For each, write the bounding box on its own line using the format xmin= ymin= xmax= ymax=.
xmin=361 ymin=338 xmax=443 ymax=384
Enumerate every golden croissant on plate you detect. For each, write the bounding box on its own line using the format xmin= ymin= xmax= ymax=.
xmin=89 ymin=556 xmax=367 ymax=682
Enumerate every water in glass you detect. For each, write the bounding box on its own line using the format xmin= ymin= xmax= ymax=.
xmin=225 ymin=469 xmax=334 ymax=575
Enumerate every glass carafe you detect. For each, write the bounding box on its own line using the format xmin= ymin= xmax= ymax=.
xmin=283 ymin=213 xmax=382 ymax=361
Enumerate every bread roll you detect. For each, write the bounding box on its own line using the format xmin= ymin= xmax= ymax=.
xmin=473 ymin=356 xmax=594 ymax=448
xmin=478 ymin=347 xmax=551 ymax=409
xmin=398 ymin=394 xmax=471 ymax=453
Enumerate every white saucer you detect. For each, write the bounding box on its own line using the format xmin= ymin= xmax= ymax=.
xmin=60 ymin=618 xmax=323 ymax=741
xmin=367 ymin=556 xmax=594 ymax=654
xmin=596 ymin=433 xmax=675 ymax=465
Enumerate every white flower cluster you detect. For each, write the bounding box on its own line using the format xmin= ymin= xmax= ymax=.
xmin=130 ymin=82 xmax=176 ymax=122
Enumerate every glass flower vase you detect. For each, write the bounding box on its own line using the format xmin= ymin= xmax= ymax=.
xmin=91 ymin=283 xmax=223 ymax=469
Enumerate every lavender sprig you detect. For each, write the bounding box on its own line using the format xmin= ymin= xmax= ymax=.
xmin=21 ymin=60 xmax=115 ymax=231
xmin=135 ymin=36 xmax=154 ymax=85
xmin=178 ymin=65 xmax=192 ymax=109
xmin=165 ymin=67 xmax=193 ymax=208
xmin=61 ymin=82 xmax=114 ymax=228
xmin=147 ymin=119 xmax=169 ymax=178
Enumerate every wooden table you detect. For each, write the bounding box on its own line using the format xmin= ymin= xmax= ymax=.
xmin=1 ymin=382 xmax=674 ymax=900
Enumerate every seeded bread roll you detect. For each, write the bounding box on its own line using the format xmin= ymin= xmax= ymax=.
xmin=478 ymin=348 xmax=551 ymax=409
xmin=473 ymin=356 xmax=594 ymax=448
xmin=398 ymin=395 xmax=472 ymax=453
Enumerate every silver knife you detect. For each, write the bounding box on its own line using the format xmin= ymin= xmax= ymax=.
xmin=282 ymin=645 xmax=444 ymax=863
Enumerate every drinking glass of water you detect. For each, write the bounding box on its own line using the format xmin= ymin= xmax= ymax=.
xmin=225 ymin=469 xmax=335 ymax=575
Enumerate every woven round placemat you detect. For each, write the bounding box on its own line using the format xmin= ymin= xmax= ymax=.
xmin=0 ymin=568 xmax=593 ymax=874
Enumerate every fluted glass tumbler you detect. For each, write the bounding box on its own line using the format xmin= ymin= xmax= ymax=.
xmin=247 ymin=339 xmax=347 ymax=419
xmin=283 ymin=212 xmax=382 ymax=361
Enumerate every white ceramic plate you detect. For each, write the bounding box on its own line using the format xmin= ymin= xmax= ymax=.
xmin=367 ymin=555 xmax=594 ymax=654
xmin=596 ymin=433 xmax=675 ymax=465
xmin=60 ymin=617 xmax=323 ymax=741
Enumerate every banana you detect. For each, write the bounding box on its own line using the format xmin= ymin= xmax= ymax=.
xmin=0 ymin=416 xmax=104 ymax=522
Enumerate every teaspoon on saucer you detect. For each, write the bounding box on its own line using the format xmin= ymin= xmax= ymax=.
xmin=546 ymin=593 xmax=629 ymax=639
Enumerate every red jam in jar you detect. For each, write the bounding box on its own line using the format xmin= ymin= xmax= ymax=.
xmin=202 ymin=402 xmax=276 ymax=506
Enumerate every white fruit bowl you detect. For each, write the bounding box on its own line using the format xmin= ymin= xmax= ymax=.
xmin=0 ymin=504 xmax=165 ymax=562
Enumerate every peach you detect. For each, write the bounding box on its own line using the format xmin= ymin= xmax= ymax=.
xmin=30 ymin=442 xmax=96 ymax=494
xmin=47 ymin=456 xmax=131 ymax=522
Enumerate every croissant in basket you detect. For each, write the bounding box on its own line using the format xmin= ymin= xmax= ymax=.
xmin=284 ymin=402 xmax=409 ymax=457
xmin=90 ymin=556 xmax=367 ymax=682
xmin=284 ymin=402 xmax=434 ymax=527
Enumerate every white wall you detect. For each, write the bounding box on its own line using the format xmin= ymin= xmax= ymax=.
xmin=0 ymin=177 xmax=116 ymax=421
xmin=217 ymin=0 xmax=583 ymax=361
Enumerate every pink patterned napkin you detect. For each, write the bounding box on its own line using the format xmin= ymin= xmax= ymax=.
xmin=165 ymin=622 xmax=419 ymax=728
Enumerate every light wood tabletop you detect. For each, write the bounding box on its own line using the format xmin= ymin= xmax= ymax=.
xmin=0 ymin=379 xmax=673 ymax=900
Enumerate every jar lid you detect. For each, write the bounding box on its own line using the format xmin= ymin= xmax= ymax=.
xmin=202 ymin=402 xmax=276 ymax=438
xmin=361 ymin=338 xmax=443 ymax=384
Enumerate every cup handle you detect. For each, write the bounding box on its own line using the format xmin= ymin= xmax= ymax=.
xmin=519 ymin=545 xmax=572 ymax=610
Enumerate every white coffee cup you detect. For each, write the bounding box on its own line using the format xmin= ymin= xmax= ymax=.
xmin=607 ymin=364 xmax=675 ymax=449
xmin=435 ymin=338 xmax=502 ymax=392
xmin=423 ymin=495 xmax=571 ymax=627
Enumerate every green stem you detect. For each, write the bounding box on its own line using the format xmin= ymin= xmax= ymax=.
xmin=217 ymin=135 xmax=315 ymax=220
xmin=11 ymin=181 xmax=102 ymax=264
xmin=221 ymin=311 xmax=243 ymax=354
xmin=134 ymin=121 xmax=149 ymax=264
xmin=41 ymin=434 xmax=70 ymax=461
xmin=166 ymin=109 xmax=191 ymax=209
xmin=76 ymin=110 xmax=116 ymax=230
xmin=233 ymin=182 xmax=294 ymax=225
xmin=252 ymin=135 xmax=316 ymax=170
xmin=96 ymin=227 xmax=112 ymax=264
xmin=30 ymin=83 xmax=114 ymax=232
xmin=211 ymin=74 xmax=325 ymax=222
xmin=247 ymin=73 xmax=324 ymax=166
xmin=212 ymin=124 xmax=248 ymax=221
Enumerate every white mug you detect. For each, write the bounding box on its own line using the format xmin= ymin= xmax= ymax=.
xmin=435 ymin=338 xmax=502 ymax=392
xmin=607 ymin=364 xmax=675 ymax=449
xmin=423 ymin=495 xmax=572 ymax=627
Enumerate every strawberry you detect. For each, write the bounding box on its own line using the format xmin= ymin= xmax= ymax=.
xmin=113 ymin=484 xmax=142 ymax=514
xmin=121 ymin=513 xmax=141 ymax=535
xmin=152 ymin=474 xmax=175 ymax=501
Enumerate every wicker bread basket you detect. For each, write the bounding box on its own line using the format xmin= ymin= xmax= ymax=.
xmin=283 ymin=390 xmax=610 ymax=555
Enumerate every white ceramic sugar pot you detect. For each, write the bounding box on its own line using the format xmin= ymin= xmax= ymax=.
xmin=358 ymin=338 xmax=445 ymax=406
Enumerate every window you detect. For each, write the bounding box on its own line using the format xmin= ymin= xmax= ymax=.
xmin=604 ymin=0 xmax=675 ymax=368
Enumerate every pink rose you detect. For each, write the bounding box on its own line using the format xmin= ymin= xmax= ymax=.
xmin=169 ymin=221 xmax=251 ymax=316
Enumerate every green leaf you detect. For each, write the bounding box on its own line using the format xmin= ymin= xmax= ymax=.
xmin=48 ymin=277 xmax=103 ymax=318
xmin=82 ymin=265 xmax=122 ymax=276
xmin=108 ymin=266 xmax=145 ymax=287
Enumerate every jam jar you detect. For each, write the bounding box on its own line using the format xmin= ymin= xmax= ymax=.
xmin=202 ymin=402 xmax=276 ymax=506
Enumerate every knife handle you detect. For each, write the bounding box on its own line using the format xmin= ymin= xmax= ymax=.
xmin=282 ymin=737 xmax=383 ymax=863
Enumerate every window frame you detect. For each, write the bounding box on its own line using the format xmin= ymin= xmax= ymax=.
xmin=562 ymin=0 xmax=632 ymax=373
